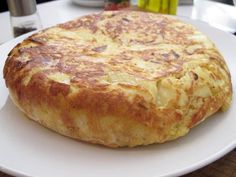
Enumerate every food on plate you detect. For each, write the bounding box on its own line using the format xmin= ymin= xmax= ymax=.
xmin=3 ymin=11 xmax=232 ymax=147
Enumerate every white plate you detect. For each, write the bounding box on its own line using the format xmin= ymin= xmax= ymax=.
xmin=0 ymin=17 xmax=235 ymax=177
xmin=71 ymin=0 xmax=105 ymax=7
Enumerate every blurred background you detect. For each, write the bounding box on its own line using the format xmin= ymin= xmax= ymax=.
xmin=0 ymin=0 xmax=234 ymax=12
xmin=0 ymin=0 xmax=236 ymax=44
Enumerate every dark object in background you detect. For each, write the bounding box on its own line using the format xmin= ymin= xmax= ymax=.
xmin=0 ymin=0 xmax=8 ymax=12
xmin=209 ymin=0 xmax=233 ymax=5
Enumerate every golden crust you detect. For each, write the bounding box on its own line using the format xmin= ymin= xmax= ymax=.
xmin=3 ymin=11 xmax=232 ymax=147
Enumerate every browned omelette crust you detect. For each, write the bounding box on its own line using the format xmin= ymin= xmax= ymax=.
xmin=4 ymin=11 xmax=232 ymax=147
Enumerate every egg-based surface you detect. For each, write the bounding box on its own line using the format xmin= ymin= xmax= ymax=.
xmin=4 ymin=11 xmax=232 ymax=147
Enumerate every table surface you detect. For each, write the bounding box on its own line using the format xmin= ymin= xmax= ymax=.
xmin=0 ymin=0 xmax=236 ymax=176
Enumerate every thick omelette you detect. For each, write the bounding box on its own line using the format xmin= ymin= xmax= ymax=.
xmin=3 ymin=11 xmax=232 ymax=147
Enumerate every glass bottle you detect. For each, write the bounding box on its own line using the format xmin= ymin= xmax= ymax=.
xmin=7 ymin=0 xmax=42 ymax=38
xmin=137 ymin=0 xmax=178 ymax=15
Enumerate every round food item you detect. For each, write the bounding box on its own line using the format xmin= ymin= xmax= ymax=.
xmin=3 ymin=11 xmax=232 ymax=147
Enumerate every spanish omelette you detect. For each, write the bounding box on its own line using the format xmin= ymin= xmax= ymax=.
xmin=3 ymin=11 xmax=232 ymax=147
